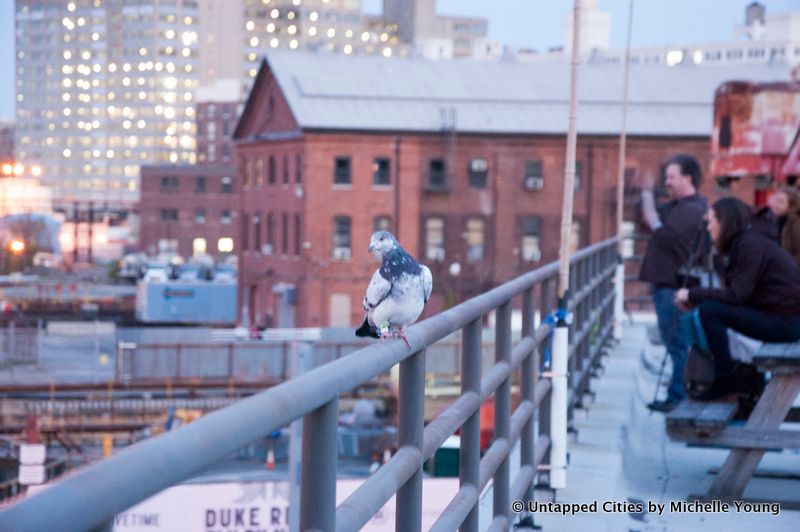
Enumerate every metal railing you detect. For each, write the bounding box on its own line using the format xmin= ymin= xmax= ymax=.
xmin=0 ymin=238 xmax=618 ymax=532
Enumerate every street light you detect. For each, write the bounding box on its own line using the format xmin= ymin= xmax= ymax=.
xmin=1 ymin=163 xmax=12 ymax=176
xmin=12 ymin=164 xmax=24 ymax=176
xmin=9 ymin=240 xmax=25 ymax=254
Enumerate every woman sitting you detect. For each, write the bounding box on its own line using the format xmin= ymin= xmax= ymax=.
xmin=675 ymin=197 xmax=800 ymax=400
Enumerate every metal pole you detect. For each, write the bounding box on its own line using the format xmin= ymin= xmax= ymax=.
xmin=550 ymin=0 xmax=582 ymax=492
xmin=288 ymin=341 xmax=312 ymax=532
xmin=557 ymin=0 xmax=582 ymax=301
xmin=614 ymin=0 xmax=635 ymax=340
xmin=396 ymin=348 xmax=425 ymax=532
xmin=460 ymin=318 xmax=482 ymax=532
xmin=520 ymin=289 xmax=536 ymax=501
xmin=300 ymin=397 xmax=338 ymax=532
xmin=493 ymin=301 xmax=511 ymax=523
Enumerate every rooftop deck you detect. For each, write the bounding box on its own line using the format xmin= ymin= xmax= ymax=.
xmin=531 ymin=317 xmax=800 ymax=531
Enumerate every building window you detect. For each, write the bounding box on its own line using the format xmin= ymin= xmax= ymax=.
xmin=221 ymin=209 xmax=232 ymax=224
xmin=245 ymin=158 xmax=253 ymax=186
xmin=218 ymin=237 xmax=234 ymax=253
xmin=281 ymin=213 xmax=289 ymax=255
xmin=159 ymin=176 xmax=179 ymax=192
xmin=192 ymin=237 xmax=207 ymax=256
xmin=296 ymin=154 xmax=302 ymax=183
xmin=521 ymin=216 xmax=541 ymax=262
xmin=332 ymin=216 xmax=352 ymax=260
xmin=194 ymin=208 xmax=206 ymax=223
xmin=195 ymin=175 xmax=206 ymax=193
xmin=221 ymin=176 xmax=233 ymax=193
xmin=207 ymin=122 xmax=216 ymax=140
xmin=465 ymin=217 xmax=485 ymax=262
xmin=222 ymin=143 xmax=230 ymax=159
xmin=294 ymin=213 xmax=302 ymax=256
xmin=719 ymin=116 xmax=732 ymax=148
xmin=254 ymin=214 xmax=261 ymax=251
xmin=374 ymin=215 xmax=391 ymax=232
xmin=256 ymin=158 xmax=264 ymax=185
xmin=242 ymin=213 xmax=250 ymax=251
xmin=208 ymin=143 xmax=216 ymax=161
xmin=334 ymin=157 xmax=351 ymax=185
xmin=428 ymin=159 xmax=446 ymax=190
xmin=283 ymin=154 xmax=289 ymax=184
xmin=268 ymin=156 xmax=276 ymax=184
xmin=160 ymin=208 xmax=178 ymax=221
xmin=373 ymin=157 xmax=390 ymax=185
xmin=574 ymin=161 xmax=582 ymax=190
xmin=267 ymin=213 xmax=275 ymax=253
xmin=425 ymin=217 xmax=445 ymax=261
xmin=158 ymin=239 xmax=178 ymax=254
xmin=222 ymin=120 xmax=230 ymax=136
xmin=468 ymin=158 xmax=488 ymax=188
xmin=523 ymin=160 xmax=543 ymax=190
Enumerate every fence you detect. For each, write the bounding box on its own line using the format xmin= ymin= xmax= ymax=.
xmin=0 ymin=322 xmax=40 ymax=366
xmin=0 ymin=237 xmax=618 ymax=532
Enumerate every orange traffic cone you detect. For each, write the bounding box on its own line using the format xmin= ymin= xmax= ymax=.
xmin=266 ymin=449 xmax=275 ymax=470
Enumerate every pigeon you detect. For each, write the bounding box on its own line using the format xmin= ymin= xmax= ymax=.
xmin=355 ymin=231 xmax=432 ymax=347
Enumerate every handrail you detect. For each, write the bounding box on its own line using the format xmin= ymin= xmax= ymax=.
xmin=0 ymin=237 xmax=618 ymax=532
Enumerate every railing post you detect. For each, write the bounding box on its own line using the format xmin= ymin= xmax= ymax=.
xmin=460 ymin=318 xmax=482 ymax=532
xmin=227 ymin=344 xmax=234 ymax=380
xmin=520 ymin=288 xmax=536 ymax=502
xmin=301 ymin=397 xmax=338 ymax=532
xmin=538 ymin=279 xmax=553 ymax=489
xmin=493 ymin=300 xmax=512 ymax=523
xmin=396 ymin=348 xmax=425 ymax=532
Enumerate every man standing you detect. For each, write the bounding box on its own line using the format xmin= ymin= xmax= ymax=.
xmin=639 ymin=154 xmax=708 ymax=412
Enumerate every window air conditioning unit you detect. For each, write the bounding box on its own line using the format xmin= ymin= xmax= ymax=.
xmin=524 ymin=176 xmax=544 ymax=191
xmin=261 ymin=244 xmax=273 ymax=255
xmin=333 ymin=247 xmax=351 ymax=260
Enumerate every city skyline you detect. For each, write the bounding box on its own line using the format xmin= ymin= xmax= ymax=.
xmin=2 ymin=0 xmax=800 ymax=120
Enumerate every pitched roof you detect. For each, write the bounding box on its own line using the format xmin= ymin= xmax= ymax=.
xmin=259 ymin=50 xmax=791 ymax=137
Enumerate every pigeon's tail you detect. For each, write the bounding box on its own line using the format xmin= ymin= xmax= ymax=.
xmin=355 ymin=316 xmax=380 ymax=339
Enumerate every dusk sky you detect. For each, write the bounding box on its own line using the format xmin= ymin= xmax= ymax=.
xmin=1 ymin=0 xmax=798 ymax=120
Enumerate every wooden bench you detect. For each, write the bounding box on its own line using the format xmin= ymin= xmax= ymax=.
xmin=668 ymin=342 xmax=800 ymax=504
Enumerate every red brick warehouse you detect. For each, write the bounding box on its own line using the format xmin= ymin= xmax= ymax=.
xmin=233 ymin=51 xmax=788 ymax=329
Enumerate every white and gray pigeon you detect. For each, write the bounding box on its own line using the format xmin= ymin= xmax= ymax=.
xmin=355 ymin=231 xmax=433 ymax=346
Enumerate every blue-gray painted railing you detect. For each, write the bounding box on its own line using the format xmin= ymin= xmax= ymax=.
xmin=0 ymin=238 xmax=618 ymax=532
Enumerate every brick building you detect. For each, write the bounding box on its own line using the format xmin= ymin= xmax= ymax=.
xmin=233 ymin=51 xmax=789 ymax=329
xmin=139 ymin=80 xmax=242 ymax=259
xmin=139 ymin=163 xmax=238 ymax=258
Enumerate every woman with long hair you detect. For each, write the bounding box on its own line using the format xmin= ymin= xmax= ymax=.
xmin=768 ymin=185 xmax=800 ymax=266
xmin=675 ymin=197 xmax=800 ymax=399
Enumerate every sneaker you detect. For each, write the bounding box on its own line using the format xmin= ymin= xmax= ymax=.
xmin=647 ymin=399 xmax=680 ymax=413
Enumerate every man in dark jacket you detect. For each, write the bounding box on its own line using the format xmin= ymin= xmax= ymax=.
xmin=639 ymin=154 xmax=708 ymax=412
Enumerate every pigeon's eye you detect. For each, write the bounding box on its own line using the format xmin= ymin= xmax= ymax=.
xmin=380 ymin=237 xmax=384 ymax=241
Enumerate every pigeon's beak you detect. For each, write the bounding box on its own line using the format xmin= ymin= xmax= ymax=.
xmin=368 ymin=243 xmax=375 ymax=253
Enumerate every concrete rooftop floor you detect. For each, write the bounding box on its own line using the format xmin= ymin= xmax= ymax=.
xmin=530 ymin=317 xmax=800 ymax=532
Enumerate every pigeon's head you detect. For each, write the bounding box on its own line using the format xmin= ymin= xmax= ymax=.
xmin=368 ymin=231 xmax=398 ymax=258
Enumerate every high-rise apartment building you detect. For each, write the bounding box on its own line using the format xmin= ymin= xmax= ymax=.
xmin=0 ymin=120 xmax=14 ymax=162
xmin=14 ymin=0 xmax=201 ymax=209
xmin=240 ymin=0 xmax=406 ymax=83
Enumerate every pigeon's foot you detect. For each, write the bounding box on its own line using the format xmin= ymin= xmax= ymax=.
xmin=380 ymin=330 xmax=393 ymax=341
xmin=396 ymin=328 xmax=411 ymax=347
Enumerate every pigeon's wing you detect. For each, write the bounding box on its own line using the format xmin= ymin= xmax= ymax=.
xmin=421 ymin=265 xmax=433 ymax=304
xmin=363 ymin=269 xmax=392 ymax=310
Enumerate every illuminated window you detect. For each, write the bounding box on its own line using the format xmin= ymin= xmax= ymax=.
xmin=218 ymin=237 xmax=234 ymax=253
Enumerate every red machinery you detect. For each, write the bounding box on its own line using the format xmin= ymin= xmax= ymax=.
xmin=711 ymin=78 xmax=800 ymax=206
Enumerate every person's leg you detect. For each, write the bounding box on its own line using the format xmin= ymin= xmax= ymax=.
xmin=652 ymin=286 xmax=687 ymax=402
xmin=699 ymin=300 xmax=800 ymax=378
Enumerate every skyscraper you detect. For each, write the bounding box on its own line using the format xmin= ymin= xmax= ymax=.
xmin=15 ymin=0 xmax=200 ymax=209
